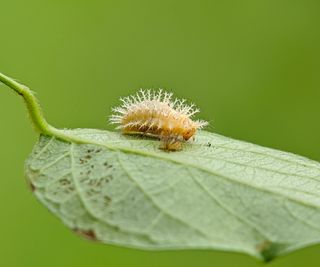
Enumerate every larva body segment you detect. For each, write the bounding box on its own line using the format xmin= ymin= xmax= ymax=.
xmin=109 ymin=89 xmax=208 ymax=151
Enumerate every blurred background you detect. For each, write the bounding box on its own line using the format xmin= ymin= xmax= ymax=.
xmin=0 ymin=0 xmax=319 ymax=266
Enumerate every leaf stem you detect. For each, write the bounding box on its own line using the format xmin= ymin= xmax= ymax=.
xmin=0 ymin=72 xmax=57 ymax=135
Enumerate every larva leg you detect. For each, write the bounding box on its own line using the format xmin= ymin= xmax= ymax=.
xmin=159 ymin=134 xmax=183 ymax=151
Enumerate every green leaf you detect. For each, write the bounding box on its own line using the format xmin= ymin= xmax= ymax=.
xmin=26 ymin=129 xmax=320 ymax=261
xmin=2 ymin=72 xmax=320 ymax=262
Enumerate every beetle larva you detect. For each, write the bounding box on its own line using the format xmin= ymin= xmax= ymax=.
xmin=109 ymin=89 xmax=208 ymax=151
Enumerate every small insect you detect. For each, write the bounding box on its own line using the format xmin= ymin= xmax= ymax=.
xmin=109 ymin=89 xmax=208 ymax=151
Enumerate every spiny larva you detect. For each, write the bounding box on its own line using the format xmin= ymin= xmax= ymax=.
xmin=109 ymin=89 xmax=208 ymax=151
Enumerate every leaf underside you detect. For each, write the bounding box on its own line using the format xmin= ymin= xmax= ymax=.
xmin=25 ymin=129 xmax=320 ymax=261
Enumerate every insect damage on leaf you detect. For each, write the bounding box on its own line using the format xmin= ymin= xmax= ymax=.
xmin=73 ymin=228 xmax=98 ymax=241
xmin=109 ymin=89 xmax=208 ymax=151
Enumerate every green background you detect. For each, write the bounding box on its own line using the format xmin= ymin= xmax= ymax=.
xmin=0 ymin=0 xmax=319 ymax=266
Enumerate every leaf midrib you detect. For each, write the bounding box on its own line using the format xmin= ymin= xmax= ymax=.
xmin=48 ymin=131 xmax=320 ymax=213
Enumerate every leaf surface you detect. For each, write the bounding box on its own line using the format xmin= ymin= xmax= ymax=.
xmin=25 ymin=129 xmax=320 ymax=261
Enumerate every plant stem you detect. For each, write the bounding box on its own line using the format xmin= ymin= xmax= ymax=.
xmin=0 ymin=72 xmax=57 ymax=135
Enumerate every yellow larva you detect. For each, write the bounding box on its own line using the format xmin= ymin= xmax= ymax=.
xmin=109 ymin=89 xmax=208 ymax=151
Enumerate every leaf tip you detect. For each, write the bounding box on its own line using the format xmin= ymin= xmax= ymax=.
xmin=255 ymin=240 xmax=288 ymax=262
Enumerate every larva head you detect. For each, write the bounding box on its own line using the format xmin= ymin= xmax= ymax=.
xmin=182 ymin=119 xmax=208 ymax=140
xmin=182 ymin=127 xmax=197 ymax=141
